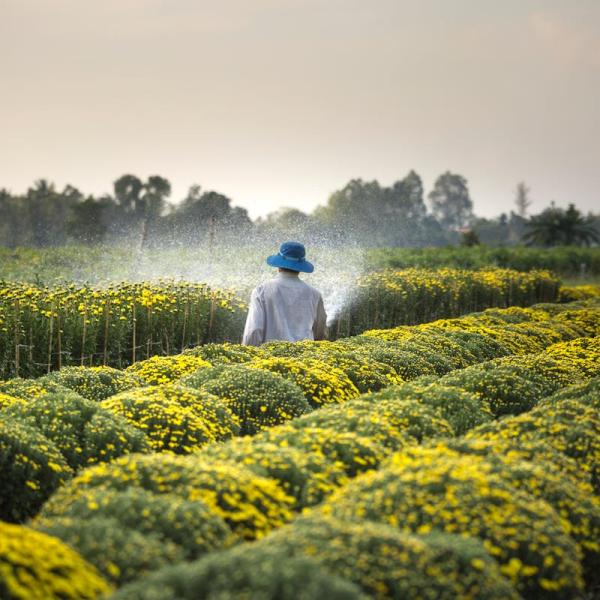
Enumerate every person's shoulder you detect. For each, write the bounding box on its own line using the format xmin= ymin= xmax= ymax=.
xmin=302 ymin=280 xmax=323 ymax=298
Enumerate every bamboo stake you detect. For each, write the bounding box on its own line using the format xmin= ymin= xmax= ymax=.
xmin=80 ymin=305 xmax=87 ymax=366
xmin=103 ymin=301 xmax=110 ymax=366
xmin=132 ymin=300 xmax=137 ymax=364
xmin=47 ymin=306 xmax=54 ymax=374
xmin=14 ymin=299 xmax=20 ymax=377
xmin=57 ymin=311 xmax=62 ymax=370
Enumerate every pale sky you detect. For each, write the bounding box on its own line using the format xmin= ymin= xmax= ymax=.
xmin=1 ymin=0 xmax=599 ymax=219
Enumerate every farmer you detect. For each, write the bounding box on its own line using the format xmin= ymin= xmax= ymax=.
xmin=242 ymin=241 xmax=327 ymax=346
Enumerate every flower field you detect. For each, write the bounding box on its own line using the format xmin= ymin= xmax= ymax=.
xmin=1 ymin=294 xmax=599 ymax=599
xmin=0 ymin=267 xmax=561 ymax=379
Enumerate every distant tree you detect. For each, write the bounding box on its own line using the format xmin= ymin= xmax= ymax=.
xmin=169 ymin=186 xmax=251 ymax=244
xmin=523 ymin=202 xmax=600 ymax=247
xmin=515 ymin=182 xmax=532 ymax=218
xmin=114 ymin=174 xmax=144 ymax=215
xmin=24 ymin=180 xmax=80 ymax=246
xmin=428 ymin=172 xmax=474 ymax=230
xmin=460 ymin=229 xmax=481 ymax=247
xmin=66 ymin=196 xmax=112 ymax=244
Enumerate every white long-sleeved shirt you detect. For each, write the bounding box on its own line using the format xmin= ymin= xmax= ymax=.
xmin=242 ymin=271 xmax=327 ymax=346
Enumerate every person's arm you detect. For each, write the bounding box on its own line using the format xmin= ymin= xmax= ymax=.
xmin=242 ymin=288 xmax=266 ymax=346
xmin=313 ymin=295 xmax=327 ymax=341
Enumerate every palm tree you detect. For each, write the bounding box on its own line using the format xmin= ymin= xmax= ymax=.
xmin=523 ymin=203 xmax=599 ymax=247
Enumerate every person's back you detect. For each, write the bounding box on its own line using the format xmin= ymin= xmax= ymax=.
xmin=242 ymin=242 xmax=327 ymax=346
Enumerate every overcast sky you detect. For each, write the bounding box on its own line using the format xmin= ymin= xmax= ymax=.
xmin=1 ymin=0 xmax=599 ymax=219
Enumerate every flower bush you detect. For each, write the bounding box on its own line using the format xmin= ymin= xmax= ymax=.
xmin=287 ymin=400 xmax=416 ymax=451
xmin=36 ymin=516 xmax=184 ymax=586
xmin=0 ymin=521 xmax=112 ymax=599
xmin=0 ymin=417 xmax=72 ymax=522
xmin=438 ymin=360 xmax=555 ymax=417
xmin=0 ymin=377 xmax=72 ymax=400
xmin=539 ymin=376 xmax=600 ymax=409
xmin=36 ymin=485 xmax=234 ymax=561
xmin=126 ymin=354 xmax=212 ymax=385
xmin=110 ymin=546 xmax=365 ymax=600
xmin=184 ymin=342 xmax=264 ymax=364
xmin=427 ymin=439 xmax=600 ymax=586
xmin=0 ymin=391 xmax=24 ymax=410
xmin=202 ymin=439 xmax=348 ymax=509
xmin=323 ymin=446 xmax=584 ymax=599
xmin=3 ymin=391 xmax=149 ymax=469
xmin=247 ymin=356 xmax=359 ymax=408
xmin=257 ymin=425 xmax=387 ymax=477
xmin=43 ymin=453 xmax=295 ymax=540
xmin=252 ymin=515 xmax=519 ymax=600
xmin=262 ymin=340 xmax=403 ymax=393
xmin=470 ymin=398 xmax=600 ymax=493
xmin=100 ymin=384 xmax=238 ymax=454
xmin=181 ymin=364 xmax=311 ymax=435
xmin=544 ymin=336 xmax=600 ymax=377
xmin=361 ymin=382 xmax=491 ymax=435
xmin=37 ymin=365 xmax=143 ymax=400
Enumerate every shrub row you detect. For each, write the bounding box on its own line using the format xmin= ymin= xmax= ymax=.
xmin=23 ymin=301 xmax=600 ymax=597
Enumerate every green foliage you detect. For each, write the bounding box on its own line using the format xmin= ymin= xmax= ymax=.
xmin=41 ymin=453 xmax=294 ymax=540
xmin=247 ymin=356 xmax=359 ymax=408
xmin=367 ymin=382 xmax=492 ymax=435
xmin=37 ymin=365 xmax=143 ymax=401
xmin=111 ymin=547 xmax=366 ymax=600
xmin=3 ymin=392 xmax=150 ymax=469
xmin=257 ymin=425 xmax=387 ymax=478
xmin=184 ymin=342 xmax=264 ymax=364
xmin=435 ymin=439 xmax=600 ymax=586
xmin=202 ymin=439 xmax=348 ymax=509
xmin=254 ymin=515 xmax=519 ymax=600
xmin=36 ymin=486 xmax=233 ymax=560
xmin=37 ymin=516 xmax=184 ymax=586
xmin=0 ymin=417 xmax=72 ymax=522
xmin=470 ymin=398 xmax=600 ymax=493
xmin=324 ymin=446 xmax=584 ymax=599
xmin=438 ymin=359 xmax=557 ymax=417
xmin=181 ymin=365 xmax=311 ymax=435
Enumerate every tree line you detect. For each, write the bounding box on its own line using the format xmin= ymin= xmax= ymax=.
xmin=0 ymin=172 xmax=597 ymax=248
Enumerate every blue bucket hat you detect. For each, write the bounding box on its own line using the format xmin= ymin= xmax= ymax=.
xmin=267 ymin=241 xmax=314 ymax=273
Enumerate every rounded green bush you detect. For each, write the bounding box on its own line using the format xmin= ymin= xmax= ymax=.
xmin=288 ymin=400 xmax=415 ymax=451
xmin=258 ymin=425 xmax=387 ymax=477
xmin=35 ymin=486 xmax=234 ymax=560
xmin=181 ymin=365 xmax=311 ymax=435
xmin=247 ymin=356 xmax=359 ymax=408
xmin=362 ymin=382 xmax=490 ymax=435
xmin=539 ymin=377 xmax=600 ymax=409
xmin=202 ymin=438 xmax=348 ymax=509
xmin=344 ymin=394 xmax=456 ymax=441
xmin=37 ymin=366 xmax=143 ymax=401
xmin=41 ymin=453 xmax=294 ymax=540
xmin=36 ymin=516 xmax=184 ymax=586
xmin=184 ymin=342 xmax=265 ymax=364
xmin=439 ymin=360 xmax=554 ymax=417
xmin=262 ymin=341 xmax=402 ymax=393
xmin=0 ymin=417 xmax=72 ymax=522
xmin=255 ymin=515 xmax=519 ymax=600
xmin=470 ymin=398 xmax=600 ymax=493
xmin=111 ymin=547 xmax=366 ymax=600
xmin=324 ymin=446 xmax=584 ymax=599
xmin=100 ymin=384 xmax=238 ymax=454
xmin=429 ymin=439 xmax=600 ymax=587
xmin=0 ymin=377 xmax=73 ymax=400
xmin=3 ymin=392 xmax=150 ymax=469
